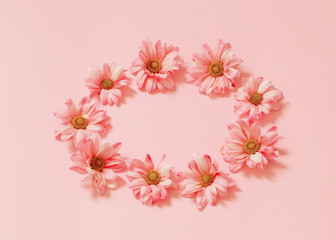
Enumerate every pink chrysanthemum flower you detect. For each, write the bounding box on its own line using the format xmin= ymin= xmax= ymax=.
xmin=126 ymin=154 xmax=173 ymax=204
xmin=187 ymin=40 xmax=243 ymax=94
xmin=54 ymin=97 xmax=110 ymax=147
xmin=221 ymin=118 xmax=279 ymax=173
xmin=85 ymin=63 xmax=129 ymax=106
xmin=234 ymin=76 xmax=283 ymax=119
xmin=178 ymin=154 xmax=235 ymax=210
xmin=130 ymin=39 xmax=183 ymax=92
xmin=70 ymin=135 xmax=126 ymax=196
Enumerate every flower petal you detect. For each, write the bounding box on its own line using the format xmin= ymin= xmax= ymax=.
xmin=160 ymin=179 xmax=172 ymax=187
xmin=250 ymin=152 xmax=262 ymax=163
xmin=69 ymin=166 xmax=87 ymax=174
xmin=257 ymin=80 xmax=272 ymax=94
xmin=129 ymin=178 xmax=147 ymax=188
xmin=196 ymin=189 xmax=207 ymax=209
xmin=144 ymin=154 xmax=154 ymax=170
xmin=194 ymin=154 xmax=209 ymax=174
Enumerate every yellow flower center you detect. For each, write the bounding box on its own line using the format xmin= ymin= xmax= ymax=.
xmin=250 ymin=92 xmax=263 ymax=105
xmin=90 ymin=156 xmax=105 ymax=172
xmin=147 ymin=59 xmax=162 ymax=73
xmin=208 ymin=61 xmax=224 ymax=77
xmin=243 ymin=139 xmax=260 ymax=154
xmin=145 ymin=170 xmax=161 ymax=185
xmin=200 ymin=173 xmax=215 ymax=187
xmin=100 ymin=78 xmax=114 ymax=90
xmin=71 ymin=116 xmax=88 ymax=129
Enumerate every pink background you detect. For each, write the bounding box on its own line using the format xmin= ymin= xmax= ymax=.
xmin=1 ymin=0 xmax=336 ymax=239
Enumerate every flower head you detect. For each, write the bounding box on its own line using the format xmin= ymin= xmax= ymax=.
xmin=234 ymin=76 xmax=283 ymax=119
xmin=85 ymin=63 xmax=129 ymax=106
xmin=70 ymin=135 xmax=126 ymax=196
xmin=178 ymin=154 xmax=235 ymax=210
xmin=126 ymin=154 xmax=173 ymax=204
xmin=130 ymin=40 xmax=183 ymax=92
xmin=54 ymin=97 xmax=110 ymax=147
xmin=187 ymin=40 xmax=242 ymax=94
xmin=221 ymin=118 xmax=279 ymax=172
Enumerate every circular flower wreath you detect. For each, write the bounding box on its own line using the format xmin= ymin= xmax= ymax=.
xmin=54 ymin=39 xmax=283 ymax=210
